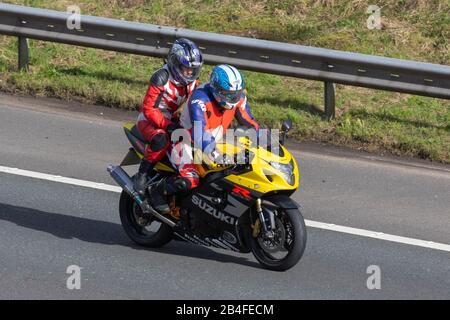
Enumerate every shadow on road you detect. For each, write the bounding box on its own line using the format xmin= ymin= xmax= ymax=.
xmin=0 ymin=202 xmax=260 ymax=269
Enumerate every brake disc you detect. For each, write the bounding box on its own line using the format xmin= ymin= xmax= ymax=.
xmin=257 ymin=216 xmax=286 ymax=253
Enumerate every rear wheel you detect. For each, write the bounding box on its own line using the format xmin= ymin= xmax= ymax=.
xmin=119 ymin=191 xmax=173 ymax=247
xmin=247 ymin=198 xmax=307 ymax=271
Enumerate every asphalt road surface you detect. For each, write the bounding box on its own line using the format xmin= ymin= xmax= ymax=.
xmin=0 ymin=93 xmax=449 ymax=299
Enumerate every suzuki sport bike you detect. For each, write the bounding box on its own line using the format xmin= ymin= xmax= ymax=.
xmin=107 ymin=120 xmax=306 ymax=271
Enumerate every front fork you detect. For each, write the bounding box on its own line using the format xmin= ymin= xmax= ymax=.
xmin=254 ymin=198 xmax=276 ymax=239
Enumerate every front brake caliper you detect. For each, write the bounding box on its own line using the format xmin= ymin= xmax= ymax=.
xmin=251 ymin=219 xmax=261 ymax=238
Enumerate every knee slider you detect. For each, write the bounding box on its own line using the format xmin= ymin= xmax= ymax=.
xmin=149 ymin=133 xmax=168 ymax=152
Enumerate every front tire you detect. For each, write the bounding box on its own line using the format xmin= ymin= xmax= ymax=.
xmin=119 ymin=190 xmax=173 ymax=247
xmin=247 ymin=199 xmax=307 ymax=271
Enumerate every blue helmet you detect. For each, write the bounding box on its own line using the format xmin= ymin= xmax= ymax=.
xmin=209 ymin=64 xmax=245 ymax=109
xmin=167 ymin=38 xmax=203 ymax=85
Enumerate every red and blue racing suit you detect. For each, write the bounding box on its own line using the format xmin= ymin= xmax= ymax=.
xmin=170 ymin=83 xmax=260 ymax=189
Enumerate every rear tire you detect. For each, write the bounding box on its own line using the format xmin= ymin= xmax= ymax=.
xmin=119 ymin=190 xmax=173 ymax=247
xmin=247 ymin=200 xmax=307 ymax=271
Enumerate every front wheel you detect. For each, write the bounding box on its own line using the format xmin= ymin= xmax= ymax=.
xmin=119 ymin=190 xmax=173 ymax=247
xmin=247 ymin=199 xmax=307 ymax=271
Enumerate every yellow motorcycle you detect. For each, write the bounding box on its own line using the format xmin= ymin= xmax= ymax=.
xmin=108 ymin=120 xmax=306 ymax=271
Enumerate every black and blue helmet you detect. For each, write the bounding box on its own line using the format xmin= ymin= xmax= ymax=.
xmin=167 ymin=38 xmax=203 ymax=85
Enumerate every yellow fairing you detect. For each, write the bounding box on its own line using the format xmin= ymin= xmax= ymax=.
xmin=183 ymin=137 xmax=300 ymax=194
xmin=123 ymin=122 xmax=299 ymax=192
xmin=224 ymin=143 xmax=300 ymax=194
xmin=123 ymin=121 xmax=136 ymax=133
xmin=154 ymin=162 xmax=175 ymax=172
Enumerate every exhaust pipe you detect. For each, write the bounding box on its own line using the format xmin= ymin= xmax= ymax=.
xmin=107 ymin=165 xmax=176 ymax=227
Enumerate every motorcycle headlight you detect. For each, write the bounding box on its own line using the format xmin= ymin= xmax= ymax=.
xmin=270 ymin=159 xmax=295 ymax=185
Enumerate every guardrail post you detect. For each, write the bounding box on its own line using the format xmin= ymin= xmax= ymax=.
xmin=18 ymin=36 xmax=29 ymax=71
xmin=324 ymin=81 xmax=335 ymax=120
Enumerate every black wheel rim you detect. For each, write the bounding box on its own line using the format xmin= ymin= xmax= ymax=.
xmin=254 ymin=203 xmax=295 ymax=261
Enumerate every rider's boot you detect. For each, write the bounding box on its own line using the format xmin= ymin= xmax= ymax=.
xmin=148 ymin=176 xmax=192 ymax=215
xmin=133 ymin=158 xmax=153 ymax=196
xmin=147 ymin=178 xmax=171 ymax=214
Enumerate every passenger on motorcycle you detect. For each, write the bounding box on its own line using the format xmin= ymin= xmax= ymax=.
xmin=148 ymin=64 xmax=260 ymax=214
xmin=133 ymin=38 xmax=203 ymax=195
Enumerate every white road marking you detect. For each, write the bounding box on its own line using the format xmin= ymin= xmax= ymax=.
xmin=1 ymin=165 xmax=450 ymax=253
xmin=0 ymin=165 xmax=122 ymax=193
xmin=305 ymin=220 xmax=450 ymax=252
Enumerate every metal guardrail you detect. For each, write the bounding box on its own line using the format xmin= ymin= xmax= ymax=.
xmin=0 ymin=3 xmax=449 ymax=119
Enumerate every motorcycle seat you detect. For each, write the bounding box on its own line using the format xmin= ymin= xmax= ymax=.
xmin=130 ymin=125 xmax=146 ymax=143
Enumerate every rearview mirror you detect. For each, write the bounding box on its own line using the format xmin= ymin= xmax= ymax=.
xmin=281 ymin=119 xmax=292 ymax=133
xmin=280 ymin=119 xmax=292 ymax=145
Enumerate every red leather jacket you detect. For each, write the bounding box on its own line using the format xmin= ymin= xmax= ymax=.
xmin=139 ymin=65 xmax=198 ymax=130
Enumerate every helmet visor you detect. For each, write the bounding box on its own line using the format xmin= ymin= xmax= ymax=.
xmin=180 ymin=65 xmax=200 ymax=81
xmin=216 ymin=88 xmax=243 ymax=104
xmin=175 ymin=59 xmax=202 ymax=84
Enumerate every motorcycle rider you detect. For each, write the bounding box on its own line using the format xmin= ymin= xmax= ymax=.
xmin=148 ymin=64 xmax=260 ymax=214
xmin=133 ymin=38 xmax=203 ymax=195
